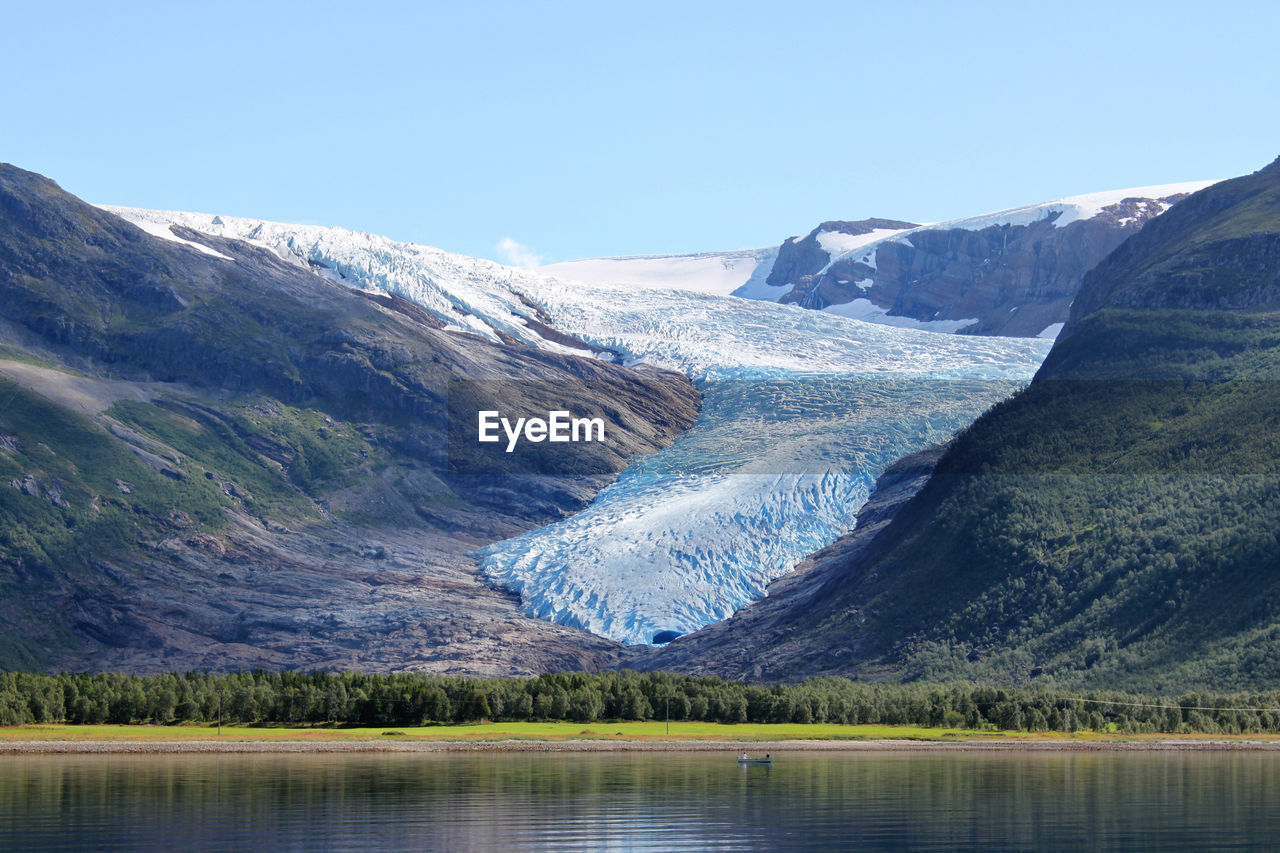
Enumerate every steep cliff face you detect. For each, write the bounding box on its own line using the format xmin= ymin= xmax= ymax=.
xmin=0 ymin=164 xmax=700 ymax=674
xmin=639 ymin=158 xmax=1280 ymax=690
xmin=768 ymin=186 xmax=1212 ymax=337
xmin=814 ymin=212 xmax=1147 ymax=335
xmin=765 ymin=218 xmax=917 ymax=294
xmin=489 ymin=183 xmax=1215 ymax=340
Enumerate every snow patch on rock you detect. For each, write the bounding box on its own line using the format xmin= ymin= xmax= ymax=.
xmin=1037 ymin=322 xmax=1066 ymax=340
xmin=821 ymin=298 xmax=979 ymax=335
xmin=814 ymin=227 xmax=909 ymax=259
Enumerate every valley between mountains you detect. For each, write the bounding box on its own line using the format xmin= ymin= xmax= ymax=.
xmin=4 ymin=157 xmax=1279 ymax=693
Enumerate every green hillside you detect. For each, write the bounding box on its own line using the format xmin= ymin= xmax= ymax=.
xmin=652 ymin=156 xmax=1280 ymax=692
xmin=872 ymin=157 xmax=1280 ymax=690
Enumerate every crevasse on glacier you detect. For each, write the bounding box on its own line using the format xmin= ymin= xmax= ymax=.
xmin=106 ymin=207 xmax=1053 ymax=645
xmin=474 ymin=376 xmax=1030 ymax=643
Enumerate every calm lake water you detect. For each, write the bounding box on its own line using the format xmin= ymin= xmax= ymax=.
xmin=1 ymin=750 xmax=1278 ymax=851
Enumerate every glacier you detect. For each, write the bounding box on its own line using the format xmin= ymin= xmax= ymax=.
xmin=105 ymin=205 xmax=1052 ymax=644
xmin=474 ymin=375 xmax=1032 ymax=643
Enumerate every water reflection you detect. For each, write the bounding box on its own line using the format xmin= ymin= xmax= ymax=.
xmin=1 ymin=751 xmax=1278 ymax=851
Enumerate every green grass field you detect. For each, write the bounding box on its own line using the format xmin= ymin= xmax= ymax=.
xmin=3 ymin=721 xmax=1271 ymax=743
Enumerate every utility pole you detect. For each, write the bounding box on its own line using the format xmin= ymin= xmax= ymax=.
xmin=218 ymin=691 xmax=222 ymax=736
xmin=666 ymin=693 xmax=670 ymax=736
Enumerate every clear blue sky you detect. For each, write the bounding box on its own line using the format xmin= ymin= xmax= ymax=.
xmin=3 ymin=1 xmax=1277 ymax=265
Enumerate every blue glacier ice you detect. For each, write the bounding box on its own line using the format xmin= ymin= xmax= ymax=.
xmin=474 ymin=374 xmax=1031 ymax=643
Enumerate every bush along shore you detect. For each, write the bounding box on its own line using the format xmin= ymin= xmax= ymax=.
xmin=5 ymin=671 xmax=1280 ymax=735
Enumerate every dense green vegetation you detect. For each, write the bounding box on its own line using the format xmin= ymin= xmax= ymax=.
xmin=1067 ymin=156 xmax=1280 ymax=318
xmin=724 ymin=158 xmax=1280 ymax=691
xmin=877 ymin=356 xmax=1280 ymax=689
xmin=1 ymin=669 xmax=1278 ymax=735
xmin=832 ymin=327 xmax=1280 ymax=690
xmin=880 ymin=310 xmax=1280 ymax=691
xmin=1040 ymin=309 xmax=1280 ymax=381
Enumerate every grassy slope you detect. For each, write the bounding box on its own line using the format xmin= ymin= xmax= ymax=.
xmin=858 ymin=337 xmax=1280 ymax=690
xmin=1067 ymin=158 xmax=1280 ymax=318
xmin=0 ymin=721 xmax=1243 ymax=743
xmin=0 ymin=374 xmax=409 ymax=666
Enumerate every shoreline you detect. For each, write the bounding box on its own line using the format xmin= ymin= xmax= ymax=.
xmin=5 ymin=738 xmax=1280 ymax=755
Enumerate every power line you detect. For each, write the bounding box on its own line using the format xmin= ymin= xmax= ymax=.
xmin=1066 ymin=697 xmax=1280 ymax=714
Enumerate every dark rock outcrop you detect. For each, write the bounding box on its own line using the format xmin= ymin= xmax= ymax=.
xmin=766 ymin=218 xmax=918 ymax=295
xmin=769 ymin=194 xmax=1197 ymax=337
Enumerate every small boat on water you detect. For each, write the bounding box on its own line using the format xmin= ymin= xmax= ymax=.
xmin=737 ymin=756 xmax=772 ymax=765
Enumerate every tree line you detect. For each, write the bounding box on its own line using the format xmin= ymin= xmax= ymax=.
xmin=4 ymin=670 xmax=1280 ymax=734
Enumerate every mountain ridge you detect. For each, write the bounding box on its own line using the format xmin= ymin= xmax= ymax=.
xmin=530 ymin=181 xmax=1216 ymax=338
xmin=638 ymin=157 xmax=1280 ymax=691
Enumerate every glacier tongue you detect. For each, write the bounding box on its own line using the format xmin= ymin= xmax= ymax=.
xmin=105 ymin=205 xmax=1053 ymax=645
xmin=475 ymin=375 xmax=1031 ymax=644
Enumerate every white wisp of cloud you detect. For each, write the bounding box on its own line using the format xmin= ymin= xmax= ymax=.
xmin=496 ymin=237 xmax=543 ymax=268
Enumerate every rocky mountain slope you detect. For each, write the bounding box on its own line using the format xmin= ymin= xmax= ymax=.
xmin=545 ymin=183 xmax=1216 ymax=338
xmin=768 ymin=186 xmax=1218 ymax=337
xmin=0 ymin=164 xmax=700 ymax=674
xmin=637 ymin=157 xmax=1280 ymax=691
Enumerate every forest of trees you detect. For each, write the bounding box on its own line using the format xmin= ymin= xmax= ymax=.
xmin=2 ymin=669 xmax=1280 ymax=734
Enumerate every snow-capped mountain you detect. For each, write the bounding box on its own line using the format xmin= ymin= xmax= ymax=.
xmin=766 ymin=182 xmax=1220 ymax=337
xmin=539 ymin=182 xmax=1219 ymax=340
xmin=105 ymin=207 xmax=1047 ymax=379
xmin=106 ymin=206 xmax=1052 ymax=644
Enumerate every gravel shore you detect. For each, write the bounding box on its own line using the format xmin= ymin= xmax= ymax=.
xmin=5 ymin=739 xmax=1280 ymax=755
